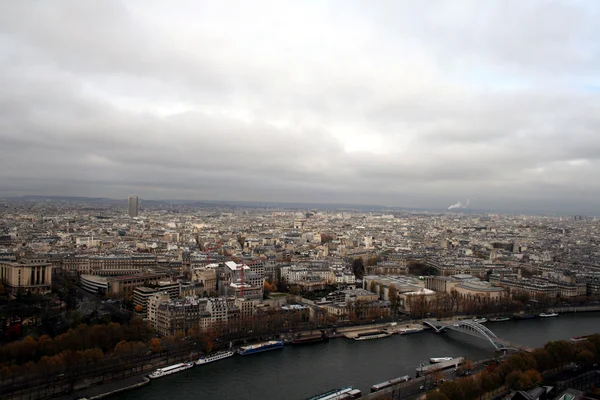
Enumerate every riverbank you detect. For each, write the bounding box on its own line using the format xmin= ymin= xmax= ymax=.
xmin=108 ymin=312 xmax=600 ymax=400
xmin=53 ymin=376 xmax=150 ymax=400
xmin=17 ymin=311 xmax=599 ymax=400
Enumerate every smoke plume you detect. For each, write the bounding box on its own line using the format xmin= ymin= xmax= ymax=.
xmin=448 ymin=199 xmax=470 ymax=210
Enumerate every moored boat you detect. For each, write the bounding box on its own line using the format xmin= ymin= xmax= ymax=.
xmin=539 ymin=310 xmax=559 ymax=318
xmin=571 ymin=335 xmax=593 ymax=343
xmin=148 ymin=362 xmax=194 ymax=379
xmin=353 ymin=330 xmax=393 ymax=341
xmin=488 ymin=316 xmax=511 ymax=322
xmin=371 ymin=375 xmax=411 ymax=392
xmin=237 ymin=340 xmax=284 ymax=355
xmin=292 ymin=332 xmax=330 ymax=345
xmin=306 ymin=387 xmax=361 ymax=400
xmin=196 ymin=350 xmax=234 ymax=365
xmin=513 ymin=312 xmax=536 ymax=320
xmin=430 ymin=357 xmax=453 ymax=364
xmin=472 ymin=317 xmax=488 ymax=323
xmin=399 ymin=327 xmax=424 ymax=335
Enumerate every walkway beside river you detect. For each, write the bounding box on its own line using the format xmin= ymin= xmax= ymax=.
xmin=53 ymin=375 xmax=149 ymax=400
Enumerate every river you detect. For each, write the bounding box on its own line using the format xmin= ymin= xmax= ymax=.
xmin=112 ymin=312 xmax=600 ymax=400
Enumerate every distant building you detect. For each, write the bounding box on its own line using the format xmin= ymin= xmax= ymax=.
xmin=192 ymin=266 xmax=218 ymax=295
xmin=80 ymin=274 xmax=109 ymax=295
xmin=133 ymin=286 xmax=157 ymax=314
xmin=128 ymin=195 xmax=139 ymax=218
xmin=0 ymin=257 xmax=53 ymax=294
xmin=218 ymin=261 xmax=263 ymax=300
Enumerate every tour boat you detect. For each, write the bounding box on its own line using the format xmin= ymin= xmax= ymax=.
xmin=539 ymin=310 xmax=559 ymax=318
xmin=399 ymin=327 xmax=424 ymax=335
xmin=148 ymin=362 xmax=194 ymax=379
xmin=237 ymin=340 xmax=284 ymax=355
xmin=353 ymin=330 xmax=393 ymax=341
xmin=430 ymin=357 xmax=454 ymax=364
xmin=196 ymin=350 xmax=234 ymax=365
xmin=472 ymin=317 xmax=488 ymax=324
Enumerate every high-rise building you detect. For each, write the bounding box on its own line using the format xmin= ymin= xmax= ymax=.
xmin=128 ymin=195 xmax=139 ymax=217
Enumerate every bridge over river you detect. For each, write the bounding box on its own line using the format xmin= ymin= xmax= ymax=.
xmin=423 ymin=319 xmax=534 ymax=352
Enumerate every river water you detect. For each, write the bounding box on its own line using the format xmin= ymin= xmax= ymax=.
xmin=113 ymin=312 xmax=600 ymax=400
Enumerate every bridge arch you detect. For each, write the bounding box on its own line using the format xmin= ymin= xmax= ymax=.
xmin=444 ymin=320 xmax=501 ymax=350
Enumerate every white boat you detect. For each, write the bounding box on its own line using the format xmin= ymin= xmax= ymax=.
xmin=539 ymin=310 xmax=559 ymax=318
xmin=430 ymin=357 xmax=453 ymax=364
xmin=148 ymin=362 xmax=194 ymax=379
xmin=488 ymin=316 xmax=511 ymax=322
xmin=353 ymin=330 xmax=393 ymax=341
xmin=307 ymin=386 xmax=361 ymax=400
xmin=472 ymin=318 xmax=488 ymax=323
xmin=399 ymin=327 xmax=424 ymax=335
xmin=237 ymin=340 xmax=284 ymax=355
xmin=196 ymin=350 xmax=234 ymax=365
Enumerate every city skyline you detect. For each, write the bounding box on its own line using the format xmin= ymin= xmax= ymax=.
xmin=1 ymin=1 xmax=600 ymax=213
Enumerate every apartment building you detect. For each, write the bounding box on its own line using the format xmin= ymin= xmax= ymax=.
xmin=0 ymin=257 xmax=52 ymax=294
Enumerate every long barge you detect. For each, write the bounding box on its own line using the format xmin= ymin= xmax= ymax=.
xmin=148 ymin=362 xmax=194 ymax=379
xmin=292 ymin=332 xmax=330 ymax=345
xmin=353 ymin=330 xmax=393 ymax=341
xmin=237 ymin=340 xmax=284 ymax=355
xmin=306 ymin=387 xmax=361 ymax=400
xmin=371 ymin=375 xmax=411 ymax=392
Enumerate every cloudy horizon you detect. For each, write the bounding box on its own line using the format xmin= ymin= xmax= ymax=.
xmin=1 ymin=1 xmax=600 ymax=213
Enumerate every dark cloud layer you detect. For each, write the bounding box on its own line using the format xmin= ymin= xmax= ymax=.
xmin=1 ymin=1 xmax=600 ymax=213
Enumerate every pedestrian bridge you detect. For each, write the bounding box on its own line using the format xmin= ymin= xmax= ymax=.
xmin=423 ymin=319 xmax=532 ymax=352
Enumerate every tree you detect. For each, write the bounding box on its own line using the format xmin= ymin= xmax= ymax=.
xmin=521 ymin=369 xmax=542 ymax=389
xmin=480 ymin=370 xmax=501 ymax=392
xmin=439 ymin=381 xmax=465 ymax=400
xmin=426 ymin=391 xmax=450 ymax=400
xmin=545 ymin=340 xmax=575 ymax=368
xmin=200 ymin=329 xmax=218 ymax=354
xmin=407 ymin=293 xmax=431 ymax=319
xmin=113 ymin=340 xmax=131 ymax=356
xmin=505 ymin=370 xmax=523 ymax=389
xmin=352 ymin=258 xmax=365 ymax=279
xmin=20 ymin=336 xmax=38 ymax=363
xmin=576 ymin=349 xmax=595 ymax=367
xmin=149 ymin=338 xmax=162 ymax=354
xmin=134 ymin=304 xmax=143 ymax=313
xmin=455 ymin=377 xmax=480 ymax=400
xmin=82 ymin=348 xmax=103 ymax=365
xmin=389 ymin=285 xmax=401 ymax=317
xmin=449 ymin=289 xmax=461 ymax=315
xmin=532 ymin=348 xmax=553 ymax=372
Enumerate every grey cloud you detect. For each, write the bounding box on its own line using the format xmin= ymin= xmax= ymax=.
xmin=1 ymin=0 xmax=600 ymax=213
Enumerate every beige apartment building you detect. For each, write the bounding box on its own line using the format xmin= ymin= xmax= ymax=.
xmin=0 ymin=257 xmax=53 ymax=294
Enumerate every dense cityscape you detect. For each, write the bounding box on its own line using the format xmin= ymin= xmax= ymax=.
xmin=2 ymin=1 xmax=600 ymax=399
xmin=1 ymin=196 xmax=600 ymax=399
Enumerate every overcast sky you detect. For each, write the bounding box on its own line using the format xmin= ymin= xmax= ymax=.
xmin=1 ymin=1 xmax=600 ymax=213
